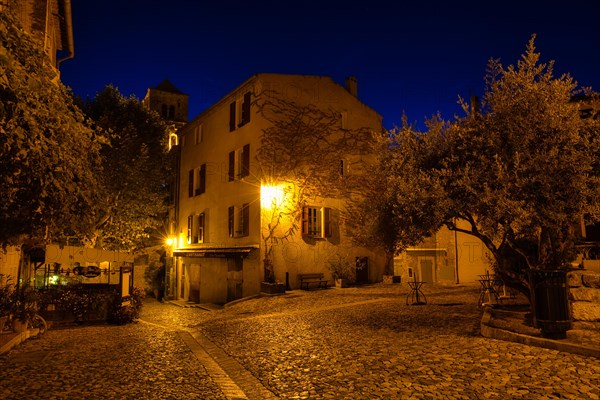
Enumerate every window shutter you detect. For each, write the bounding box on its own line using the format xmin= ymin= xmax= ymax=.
xmin=242 ymin=92 xmax=251 ymax=124
xmin=228 ymin=206 xmax=235 ymax=237
xmin=228 ymin=151 xmax=235 ymax=181
xmin=242 ymin=203 xmax=250 ymax=237
xmin=199 ymin=164 xmax=206 ymax=194
xmin=301 ymin=207 xmax=309 ymax=235
xmin=198 ymin=213 xmax=205 ymax=243
xmin=241 ymin=144 xmax=250 ymax=178
xmin=187 ymin=215 xmax=193 ymax=244
xmin=229 ymin=101 xmax=236 ymax=131
xmin=324 ymin=207 xmax=332 ymax=238
xmin=188 ymin=169 xmax=194 ymax=197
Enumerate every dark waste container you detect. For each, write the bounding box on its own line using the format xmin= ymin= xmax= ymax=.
xmin=528 ymin=269 xmax=572 ymax=339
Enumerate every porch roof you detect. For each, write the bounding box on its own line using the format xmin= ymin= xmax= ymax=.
xmin=173 ymin=245 xmax=259 ymax=258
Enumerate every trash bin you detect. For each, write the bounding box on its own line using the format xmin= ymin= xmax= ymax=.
xmin=528 ymin=269 xmax=572 ymax=339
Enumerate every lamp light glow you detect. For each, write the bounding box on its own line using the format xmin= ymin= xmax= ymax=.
xmin=261 ymin=185 xmax=285 ymax=208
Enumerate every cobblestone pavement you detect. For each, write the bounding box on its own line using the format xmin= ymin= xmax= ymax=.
xmin=159 ymin=283 xmax=599 ymax=400
xmin=1 ymin=283 xmax=599 ymax=400
xmin=0 ymin=319 xmax=224 ymax=399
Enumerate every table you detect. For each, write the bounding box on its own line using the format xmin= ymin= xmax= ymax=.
xmin=478 ymin=273 xmax=500 ymax=307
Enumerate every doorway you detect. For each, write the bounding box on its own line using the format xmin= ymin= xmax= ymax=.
xmin=227 ymin=258 xmax=243 ymax=302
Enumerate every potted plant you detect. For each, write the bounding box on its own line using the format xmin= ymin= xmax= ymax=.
xmin=328 ymin=255 xmax=355 ymax=288
xmin=11 ymin=286 xmax=39 ymax=332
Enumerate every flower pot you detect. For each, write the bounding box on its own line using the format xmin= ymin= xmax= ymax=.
xmin=260 ymin=282 xmax=286 ymax=294
xmin=383 ymin=275 xmax=401 ymax=284
xmin=13 ymin=319 xmax=28 ymax=333
xmin=335 ymin=278 xmax=348 ymax=288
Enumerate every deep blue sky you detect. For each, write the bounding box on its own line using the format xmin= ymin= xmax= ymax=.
xmin=61 ymin=1 xmax=600 ymax=130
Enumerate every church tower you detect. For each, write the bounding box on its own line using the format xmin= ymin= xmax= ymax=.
xmin=142 ymin=80 xmax=189 ymax=125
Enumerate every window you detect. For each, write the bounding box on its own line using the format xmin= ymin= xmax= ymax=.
xmin=194 ymin=125 xmax=203 ymax=144
xmin=239 ymin=92 xmax=251 ymax=127
xmin=239 ymin=203 xmax=249 ymax=237
xmin=187 ymin=215 xmax=193 ymax=244
xmin=302 ymin=206 xmax=332 ymax=238
xmin=195 ymin=164 xmax=206 ymax=196
xmin=340 ymin=111 xmax=348 ymax=129
xmin=161 ymin=104 xmax=168 ymax=119
xmin=197 ymin=213 xmax=205 ymax=243
xmin=229 ymin=92 xmax=251 ymax=131
xmin=340 ymin=159 xmax=346 ymax=177
xmin=228 ymin=204 xmax=249 ymax=238
xmin=228 ymin=144 xmax=250 ymax=181
xmin=188 ymin=213 xmax=206 ymax=244
xmin=169 ymin=105 xmax=175 ymax=119
xmin=188 ymin=169 xmax=194 ymax=197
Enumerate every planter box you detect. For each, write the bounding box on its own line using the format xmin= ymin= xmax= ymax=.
xmin=260 ymin=282 xmax=286 ymax=294
xmin=335 ymin=278 xmax=348 ymax=288
xmin=383 ymin=275 xmax=401 ymax=284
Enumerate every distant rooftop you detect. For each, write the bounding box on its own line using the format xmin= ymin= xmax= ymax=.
xmin=153 ymin=79 xmax=186 ymax=95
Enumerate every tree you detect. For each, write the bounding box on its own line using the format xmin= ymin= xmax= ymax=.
xmin=78 ymin=86 xmax=173 ymax=250
xmin=347 ymin=117 xmax=450 ymax=274
xmin=0 ymin=5 xmax=105 ymax=247
xmin=385 ymin=37 xmax=600 ymax=296
xmin=255 ymin=91 xmax=381 ymax=282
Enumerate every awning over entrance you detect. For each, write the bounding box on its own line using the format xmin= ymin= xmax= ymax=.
xmin=173 ymin=245 xmax=258 ymax=258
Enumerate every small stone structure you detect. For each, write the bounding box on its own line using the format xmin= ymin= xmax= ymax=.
xmin=568 ymin=269 xmax=600 ymax=322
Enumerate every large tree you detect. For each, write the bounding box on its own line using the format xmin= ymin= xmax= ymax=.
xmin=384 ymin=37 xmax=600 ymax=296
xmin=78 ymin=86 xmax=173 ymax=250
xmin=0 ymin=5 xmax=104 ymax=247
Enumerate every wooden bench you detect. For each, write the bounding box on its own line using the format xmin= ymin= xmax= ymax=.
xmin=298 ymin=273 xmax=328 ymax=290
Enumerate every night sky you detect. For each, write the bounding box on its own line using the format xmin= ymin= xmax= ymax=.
xmin=60 ymin=0 xmax=600 ymax=130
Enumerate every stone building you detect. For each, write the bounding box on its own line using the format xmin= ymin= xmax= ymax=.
xmin=4 ymin=0 xmax=74 ymax=73
xmin=167 ymin=74 xmax=387 ymax=304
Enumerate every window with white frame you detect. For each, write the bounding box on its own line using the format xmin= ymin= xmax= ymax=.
xmin=302 ymin=206 xmax=332 ymax=238
xmin=228 ymin=144 xmax=250 ymax=181
xmin=194 ymin=125 xmax=203 ymax=144
xmin=188 ymin=212 xmax=206 ymax=244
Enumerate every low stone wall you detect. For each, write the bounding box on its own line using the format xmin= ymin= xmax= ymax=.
xmin=568 ymin=269 xmax=600 ymax=322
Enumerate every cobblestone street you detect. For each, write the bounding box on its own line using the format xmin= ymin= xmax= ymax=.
xmin=1 ymin=283 xmax=599 ymax=399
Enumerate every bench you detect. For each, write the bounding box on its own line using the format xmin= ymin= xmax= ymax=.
xmin=298 ymin=273 xmax=328 ymax=290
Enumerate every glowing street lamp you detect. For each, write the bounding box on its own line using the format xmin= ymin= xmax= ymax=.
xmin=261 ymin=184 xmax=285 ymax=209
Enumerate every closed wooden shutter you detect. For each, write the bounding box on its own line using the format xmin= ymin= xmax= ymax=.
xmin=228 ymin=151 xmax=235 ymax=181
xmin=242 ymin=92 xmax=251 ymax=124
xmin=241 ymin=144 xmax=250 ymax=178
xmin=301 ymin=207 xmax=309 ymax=235
xmin=198 ymin=164 xmax=206 ymax=194
xmin=324 ymin=207 xmax=332 ymax=238
xmin=229 ymin=101 xmax=236 ymax=131
xmin=242 ymin=203 xmax=250 ymax=237
xmin=188 ymin=169 xmax=194 ymax=197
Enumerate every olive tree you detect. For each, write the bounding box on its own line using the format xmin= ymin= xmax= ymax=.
xmin=384 ymin=37 xmax=600 ymax=296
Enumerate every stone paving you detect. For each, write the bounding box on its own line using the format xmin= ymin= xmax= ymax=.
xmin=0 ymin=319 xmax=224 ymax=399
xmin=1 ymin=283 xmax=599 ymax=399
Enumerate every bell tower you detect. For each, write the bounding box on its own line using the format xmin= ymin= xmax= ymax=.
xmin=142 ymin=79 xmax=189 ymax=125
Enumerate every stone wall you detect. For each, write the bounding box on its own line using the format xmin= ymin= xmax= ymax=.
xmin=568 ymin=269 xmax=600 ymax=322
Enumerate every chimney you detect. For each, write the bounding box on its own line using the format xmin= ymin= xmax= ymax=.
xmin=470 ymin=95 xmax=480 ymax=117
xmin=345 ymin=76 xmax=358 ymax=97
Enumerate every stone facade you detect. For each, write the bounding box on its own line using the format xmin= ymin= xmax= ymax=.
xmin=568 ymin=269 xmax=600 ymax=322
xmin=168 ymin=74 xmax=387 ymax=304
